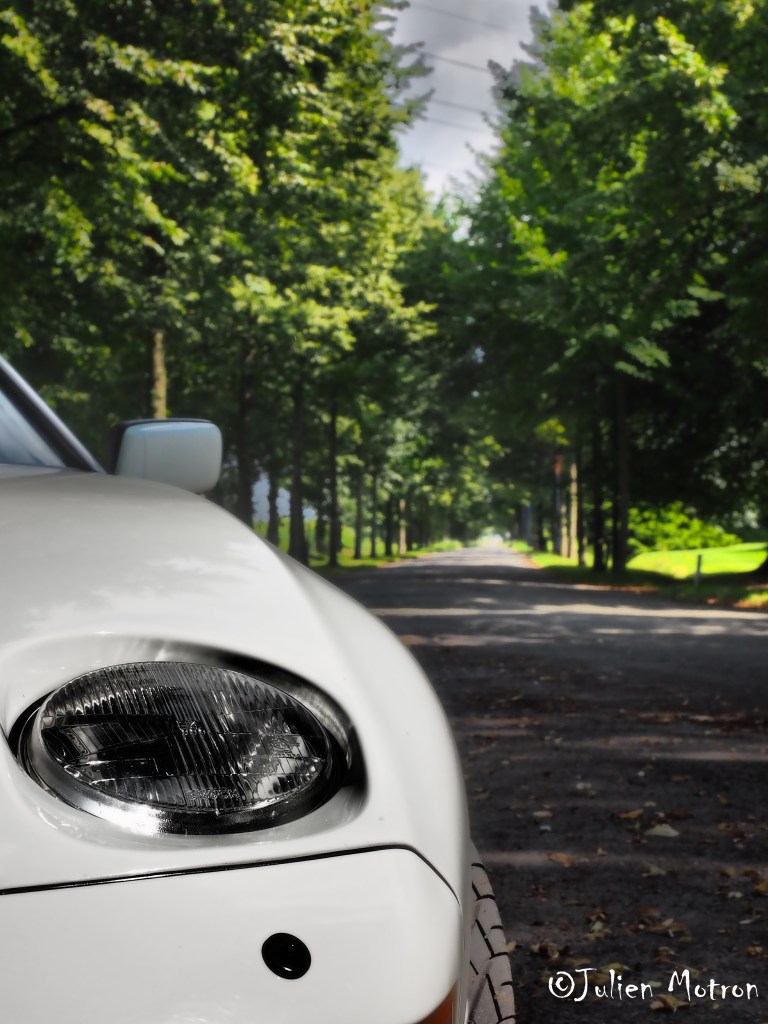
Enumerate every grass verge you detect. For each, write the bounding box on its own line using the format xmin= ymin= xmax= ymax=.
xmin=310 ymin=538 xmax=463 ymax=576
xmin=252 ymin=520 xmax=463 ymax=575
xmin=520 ymin=543 xmax=768 ymax=610
xmin=629 ymin=542 xmax=766 ymax=578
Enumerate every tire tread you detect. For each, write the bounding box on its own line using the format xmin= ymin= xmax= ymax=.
xmin=467 ymin=845 xmax=516 ymax=1024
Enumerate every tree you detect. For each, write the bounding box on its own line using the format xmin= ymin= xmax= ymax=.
xmin=466 ymin=1 xmax=768 ymax=566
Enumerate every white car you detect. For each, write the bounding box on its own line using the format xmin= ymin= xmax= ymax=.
xmin=0 ymin=355 xmax=514 ymax=1024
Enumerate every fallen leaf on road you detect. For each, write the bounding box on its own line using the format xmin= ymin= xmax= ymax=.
xmin=654 ymin=946 xmax=676 ymax=963
xmin=570 ymin=781 xmax=596 ymax=796
xmin=584 ymin=926 xmax=613 ymax=942
xmin=646 ymin=824 xmax=679 ymax=838
xmin=620 ymin=808 xmax=645 ymax=819
xmin=646 ymin=918 xmax=690 ymax=939
xmin=718 ymin=822 xmax=746 ymax=837
xmin=530 ymin=941 xmax=560 ymax=960
xmin=643 ymin=862 xmax=667 ymax=877
xmin=636 ymin=906 xmax=662 ymax=921
xmin=548 ymin=852 xmax=577 ymax=867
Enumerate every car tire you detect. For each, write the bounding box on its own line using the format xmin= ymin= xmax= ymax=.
xmin=467 ymin=845 xmax=516 ymax=1024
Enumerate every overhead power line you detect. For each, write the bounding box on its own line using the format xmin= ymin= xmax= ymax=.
xmin=424 ymin=116 xmax=491 ymax=135
xmin=430 ymin=97 xmax=487 ymax=116
xmin=411 ymin=2 xmax=520 ymax=35
xmin=422 ymin=51 xmax=492 ymax=73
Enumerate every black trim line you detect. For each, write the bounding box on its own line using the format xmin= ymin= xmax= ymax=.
xmin=0 ymin=843 xmax=458 ymax=902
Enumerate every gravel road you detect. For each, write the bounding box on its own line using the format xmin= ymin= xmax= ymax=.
xmin=336 ymin=544 xmax=768 ymax=1023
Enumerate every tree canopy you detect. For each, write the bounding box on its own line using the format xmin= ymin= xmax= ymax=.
xmin=464 ymin=0 xmax=768 ymax=567
xmin=2 ymin=0 xmax=766 ymax=566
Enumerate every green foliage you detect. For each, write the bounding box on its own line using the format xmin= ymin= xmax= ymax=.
xmin=5 ymin=0 xmax=767 ymax=558
xmin=629 ymin=503 xmax=741 ymax=553
xmin=462 ymin=0 xmax=768 ymax=563
xmin=1 ymin=0 xmax=498 ymax=559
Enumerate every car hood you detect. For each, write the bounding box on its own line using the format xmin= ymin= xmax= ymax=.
xmin=0 ymin=468 xmax=344 ymax=706
xmin=0 ymin=469 xmax=468 ymax=898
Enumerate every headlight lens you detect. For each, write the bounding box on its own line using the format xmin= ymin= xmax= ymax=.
xmin=21 ymin=662 xmax=339 ymax=834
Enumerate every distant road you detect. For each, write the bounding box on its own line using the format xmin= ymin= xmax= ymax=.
xmin=338 ymin=544 xmax=768 ymax=702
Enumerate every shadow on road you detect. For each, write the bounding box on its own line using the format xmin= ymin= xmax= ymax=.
xmin=336 ymin=547 xmax=768 ymax=1023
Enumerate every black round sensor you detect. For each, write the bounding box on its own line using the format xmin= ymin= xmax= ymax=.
xmin=261 ymin=932 xmax=312 ymax=980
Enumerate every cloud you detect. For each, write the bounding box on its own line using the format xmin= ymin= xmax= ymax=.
xmin=392 ymin=0 xmax=537 ymax=194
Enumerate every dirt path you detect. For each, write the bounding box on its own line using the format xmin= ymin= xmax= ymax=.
xmin=336 ymin=545 xmax=768 ymax=1022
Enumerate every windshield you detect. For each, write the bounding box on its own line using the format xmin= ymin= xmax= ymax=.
xmin=0 ymin=358 xmax=101 ymax=472
xmin=0 ymin=385 xmax=67 ymax=468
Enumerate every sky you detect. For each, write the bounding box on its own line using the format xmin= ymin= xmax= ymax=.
xmin=388 ymin=1 xmax=541 ymax=196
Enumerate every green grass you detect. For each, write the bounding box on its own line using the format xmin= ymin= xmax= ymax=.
xmin=526 ymin=551 xmax=579 ymax=570
xmin=253 ymin=517 xmax=461 ymax=575
xmin=522 ymin=542 xmax=768 ymax=610
xmin=627 ymin=542 xmax=767 ymax=579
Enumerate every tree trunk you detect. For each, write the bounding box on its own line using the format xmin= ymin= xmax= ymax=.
xmin=353 ymin=464 xmax=364 ymax=560
xmin=612 ymin=376 xmax=630 ymax=575
xmin=315 ymin=507 xmax=326 ymax=554
xmin=398 ymin=495 xmax=408 ymax=554
xmin=567 ymin=460 xmax=578 ymax=560
xmin=234 ymin=344 xmax=256 ymax=527
xmin=536 ymin=501 xmax=546 ymax=551
xmin=267 ymin=465 xmax=280 ymax=546
xmin=289 ymin=380 xmax=307 ymax=564
xmin=368 ymin=471 xmax=378 ymax=558
xmin=575 ymin=449 xmax=586 ymax=567
xmin=420 ymin=495 xmax=431 ymax=548
xmin=328 ymin=400 xmax=340 ymax=568
xmin=149 ymin=328 xmax=167 ymax=419
xmin=553 ymin=456 xmax=563 ymax=555
xmin=591 ymin=421 xmax=606 ymax=572
xmin=384 ymin=491 xmax=394 ymax=556
xmin=523 ymin=502 xmax=533 ymax=548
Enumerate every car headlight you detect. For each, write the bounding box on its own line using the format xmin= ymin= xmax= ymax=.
xmin=20 ymin=662 xmax=341 ymax=835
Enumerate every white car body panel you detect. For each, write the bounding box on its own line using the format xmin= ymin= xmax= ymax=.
xmin=0 ymin=466 xmax=471 ymax=1022
xmin=3 ymin=849 xmax=460 ymax=1024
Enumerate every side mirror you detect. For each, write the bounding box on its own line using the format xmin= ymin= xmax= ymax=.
xmin=108 ymin=419 xmax=222 ymax=493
